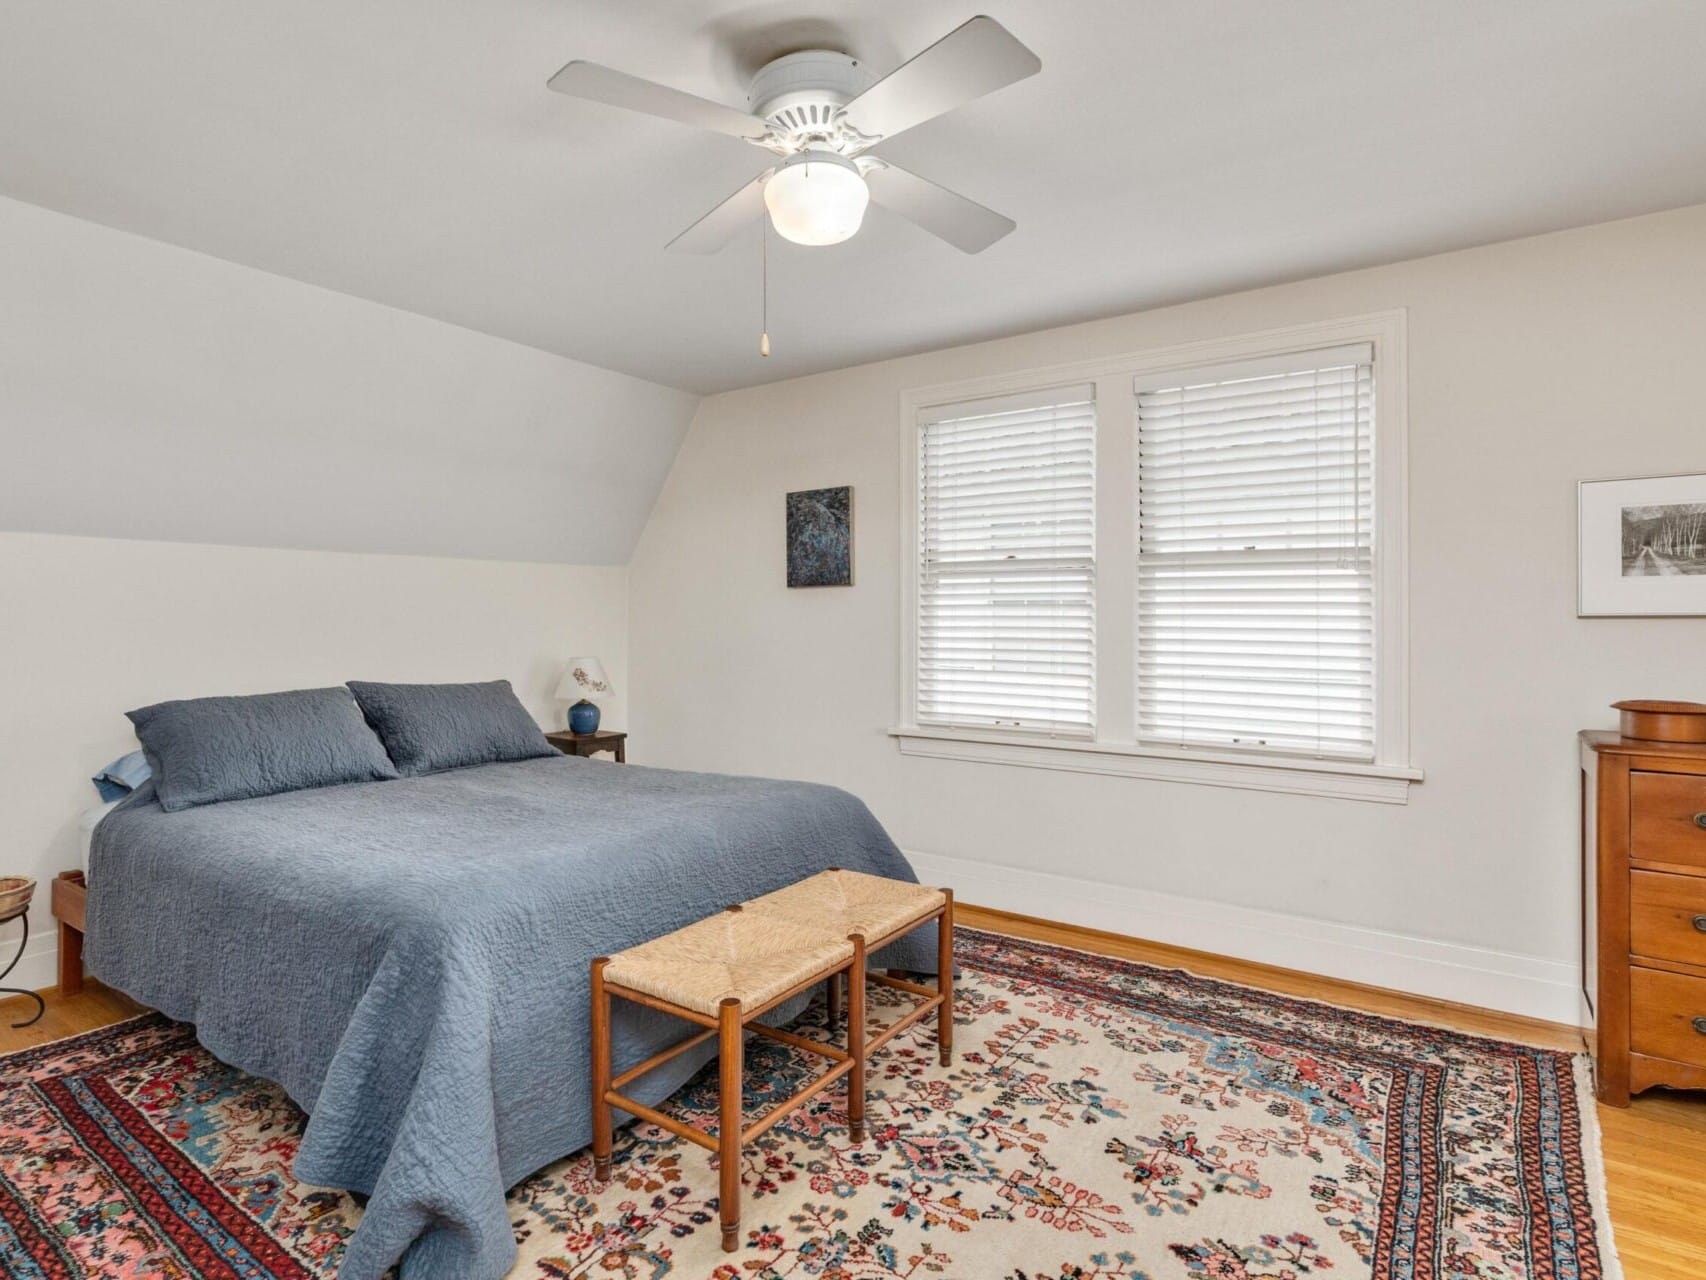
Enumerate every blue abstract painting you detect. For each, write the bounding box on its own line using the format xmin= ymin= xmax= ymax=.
xmin=786 ymin=486 xmax=853 ymax=587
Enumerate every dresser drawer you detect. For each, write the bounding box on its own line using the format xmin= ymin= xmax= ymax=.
xmin=1630 ymin=771 xmax=1706 ymax=869
xmin=1630 ymin=871 xmax=1706 ymax=967
xmin=1630 ymin=967 xmax=1706 ymax=1068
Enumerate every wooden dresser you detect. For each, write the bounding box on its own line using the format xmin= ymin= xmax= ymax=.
xmin=1581 ymin=730 xmax=1706 ymax=1105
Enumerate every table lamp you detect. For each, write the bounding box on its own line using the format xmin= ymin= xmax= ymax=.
xmin=556 ymin=658 xmax=612 ymax=734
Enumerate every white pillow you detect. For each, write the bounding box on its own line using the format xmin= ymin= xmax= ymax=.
xmin=78 ymin=801 xmax=120 ymax=876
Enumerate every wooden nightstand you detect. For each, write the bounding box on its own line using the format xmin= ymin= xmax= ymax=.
xmin=52 ymin=871 xmax=87 ymax=996
xmin=547 ymin=729 xmax=626 ymax=762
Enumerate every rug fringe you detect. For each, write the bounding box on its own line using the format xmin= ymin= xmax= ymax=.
xmin=1571 ymin=1055 xmax=1626 ymax=1280
xmin=0 ymin=1010 xmax=168 ymax=1066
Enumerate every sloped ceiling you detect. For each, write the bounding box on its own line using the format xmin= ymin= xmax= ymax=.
xmin=1 ymin=1 xmax=1703 ymax=395
xmin=0 ymin=197 xmax=698 ymax=564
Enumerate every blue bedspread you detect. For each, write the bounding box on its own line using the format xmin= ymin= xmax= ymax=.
xmin=86 ymin=756 xmax=933 ymax=1279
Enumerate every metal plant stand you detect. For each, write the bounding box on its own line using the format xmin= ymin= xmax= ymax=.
xmin=0 ymin=908 xmax=45 ymax=1028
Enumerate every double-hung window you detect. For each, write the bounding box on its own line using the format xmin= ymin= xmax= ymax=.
xmin=900 ymin=314 xmax=1412 ymax=801
xmin=1135 ymin=347 xmax=1376 ymax=761
xmin=914 ymin=388 xmax=1097 ymax=735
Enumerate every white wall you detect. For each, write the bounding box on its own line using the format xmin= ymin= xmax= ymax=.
xmin=0 ymin=196 xmax=699 ymax=565
xmin=0 ymin=531 xmax=628 ymax=992
xmin=630 ymin=203 xmax=1706 ymax=1024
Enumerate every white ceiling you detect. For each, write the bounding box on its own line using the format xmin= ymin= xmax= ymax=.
xmin=4 ymin=1 xmax=1704 ymax=395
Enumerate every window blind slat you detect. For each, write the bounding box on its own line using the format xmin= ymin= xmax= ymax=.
xmin=918 ymin=395 xmax=1096 ymax=735
xmin=1136 ymin=356 xmax=1375 ymax=761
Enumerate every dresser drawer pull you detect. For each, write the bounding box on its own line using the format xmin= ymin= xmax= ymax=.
xmin=1696 ymin=1017 xmax=1706 ymax=1037
xmin=1695 ymin=812 xmax=1706 ymax=830
xmin=1695 ymin=914 xmax=1706 ymax=934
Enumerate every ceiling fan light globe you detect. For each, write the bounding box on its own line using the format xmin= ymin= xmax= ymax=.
xmin=763 ymin=151 xmax=869 ymax=246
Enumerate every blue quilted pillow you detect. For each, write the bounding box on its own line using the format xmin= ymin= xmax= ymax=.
xmin=347 ymin=679 xmax=555 ymax=777
xmin=127 ymin=687 xmax=399 ymax=812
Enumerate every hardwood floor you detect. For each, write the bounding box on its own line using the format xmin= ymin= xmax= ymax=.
xmin=0 ymin=980 xmax=142 ymax=1051
xmin=1 ymin=908 xmax=1699 ymax=1277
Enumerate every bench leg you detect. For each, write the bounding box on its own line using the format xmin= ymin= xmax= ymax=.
xmin=938 ymin=891 xmax=954 ymax=1067
xmin=826 ymin=971 xmax=842 ymax=1026
xmin=590 ymin=957 xmax=613 ymax=1182
xmin=718 ymin=997 xmax=743 ymax=1252
xmin=847 ymin=936 xmax=866 ymax=1143
xmin=58 ymin=923 xmax=84 ymax=997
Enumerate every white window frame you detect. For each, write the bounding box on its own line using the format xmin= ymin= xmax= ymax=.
xmin=894 ymin=310 xmax=1419 ymax=803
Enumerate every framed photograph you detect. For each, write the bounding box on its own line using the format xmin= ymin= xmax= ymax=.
xmin=786 ymin=486 xmax=853 ymax=587
xmin=1579 ymin=472 xmax=1706 ymax=616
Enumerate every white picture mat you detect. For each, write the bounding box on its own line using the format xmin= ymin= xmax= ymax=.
xmin=1578 ymin=473 xmax=1706 ymax=616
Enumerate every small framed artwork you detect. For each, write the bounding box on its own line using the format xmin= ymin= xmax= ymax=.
xmin=1579 ymin=472 xmax=1706 ymax=616
xmin=786 ymin=486 xmax=853 ymax=587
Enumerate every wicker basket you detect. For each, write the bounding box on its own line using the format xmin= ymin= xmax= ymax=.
xmin=0 ymin=876 xmax=35 ymax=920
xmin=1613 ymin=700 xmax=1706 ymax=744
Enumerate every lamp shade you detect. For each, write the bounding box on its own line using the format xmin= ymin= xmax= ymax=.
xmin=763 ymin=149 xmax=868 ymax=247
xmin=555 ymin=657 xmax=613 ymax=703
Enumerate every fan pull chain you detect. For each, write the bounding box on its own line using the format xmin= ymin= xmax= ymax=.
xmin=759 ymin=212 xmax=771 ymax=357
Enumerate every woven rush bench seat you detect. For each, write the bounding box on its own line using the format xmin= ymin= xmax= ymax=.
xmin=602 ymin=910 xmax=855 ymax=1017
xmin=745 ymin=867 xmax=945 ymax=941
xmin=590 ymin=868 xmax=954 ymax=1254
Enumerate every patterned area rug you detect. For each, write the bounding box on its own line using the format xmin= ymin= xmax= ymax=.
xmin=0 ymin=929 xmax=1617 ymax=1279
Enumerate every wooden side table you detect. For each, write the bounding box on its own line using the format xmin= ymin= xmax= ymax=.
xmin=53 ymin=871 xmax=87 ymax=996
xmin=546 ymin=729 xmax=626 ymax=762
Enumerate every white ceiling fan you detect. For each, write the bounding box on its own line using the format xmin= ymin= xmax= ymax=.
xmin=547 ymin=16 xmax=1041 ymax=254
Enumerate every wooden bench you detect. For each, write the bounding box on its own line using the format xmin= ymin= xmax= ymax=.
xmin=590 ymin=869 xmax=952 ymax=1252
xmin=744 ymin=869 xmax=954 ymax=1071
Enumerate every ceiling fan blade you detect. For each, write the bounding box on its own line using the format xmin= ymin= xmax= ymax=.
xmin=863 ymin=162 xmax=1015 ymax=253
xmin=547 ymin=60 xmax=769 ymax=141
xmin=666 ymin=169 xmax=774 ymax=253
xmin=840 ymin=16 xmax=1040 ymax=145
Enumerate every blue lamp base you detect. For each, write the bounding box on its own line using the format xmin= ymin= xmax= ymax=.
xmin=568 ymin=700 xmax=601 ymax=734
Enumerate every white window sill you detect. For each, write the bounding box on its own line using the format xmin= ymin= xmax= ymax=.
xmin=888 ymin=726 xmax=1423 ymax=804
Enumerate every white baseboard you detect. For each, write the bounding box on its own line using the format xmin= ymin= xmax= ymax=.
xmin=907 ymin=850 xmax=1583 ymax=1027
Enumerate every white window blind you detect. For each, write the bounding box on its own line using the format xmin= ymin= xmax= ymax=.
xmin=1135 ymin=345 xmax=1375 ymax=760
xmin=917 ymin=387 xmax=1096 ymax=735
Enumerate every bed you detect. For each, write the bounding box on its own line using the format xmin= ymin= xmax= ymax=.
xmin=85 ymin=754 xmax=934 ymax=1280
